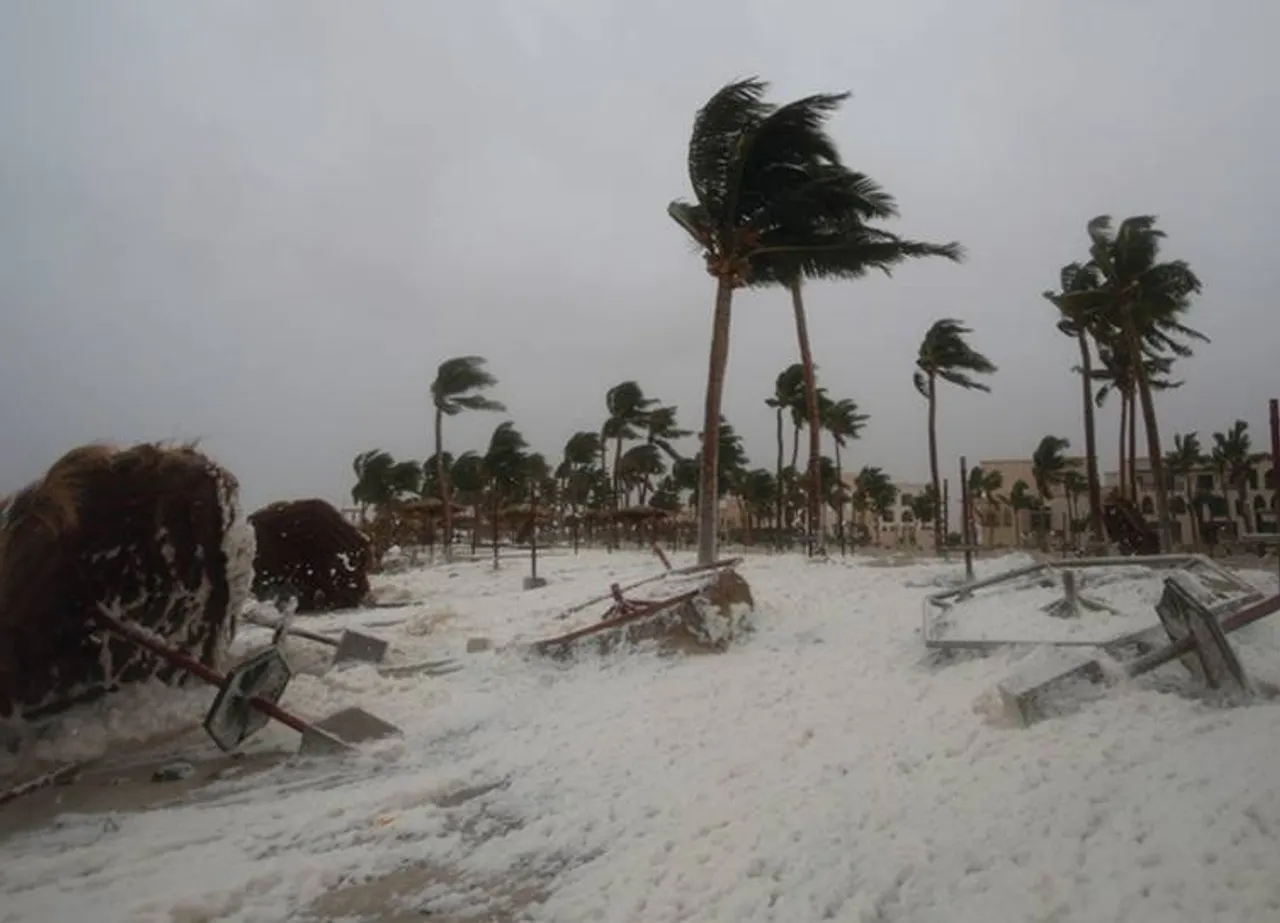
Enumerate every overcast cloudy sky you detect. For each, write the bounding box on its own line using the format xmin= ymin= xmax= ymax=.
xmin=2 ymin=1 xmax=1276 ymax=509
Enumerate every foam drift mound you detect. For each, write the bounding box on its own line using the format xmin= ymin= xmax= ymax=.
xmin=0 ymin=443 xmax=255 ymax=722
xmin=534 ymin=560 xmax=755 ymax=658
xmin=249 ymin=498 xmax=372 ymax=613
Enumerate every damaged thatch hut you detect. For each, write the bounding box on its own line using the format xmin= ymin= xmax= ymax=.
xmin=249 ymin=498 xmax=372 ymax=612
xmin=0 ymin=443 xmax=255 ymax=722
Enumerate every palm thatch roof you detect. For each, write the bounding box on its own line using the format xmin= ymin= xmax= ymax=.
xmin=249 ymin=498 xmax=372 ymax=613
xmin=0 ymin=442 xmax=254 ymax=722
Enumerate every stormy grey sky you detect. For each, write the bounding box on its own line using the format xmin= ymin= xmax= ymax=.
xmin=2 ymin=1 xmax=1277 ymax=510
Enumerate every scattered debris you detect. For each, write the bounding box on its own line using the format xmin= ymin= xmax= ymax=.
xmin=299 ymin=707 xmax=403 ymax=756
xmin=151 ymin=761 xmax=195 ymax=783
xmin=244 ymin=610 xmax=390 ymax=667
xmin=534 ymin=564 xmax=755 ymax=658
xmin=0 ymin=760 xmax=87 ymax=809
xmin=992 ymin=578 xmax=1280 ymax=726
xmin=91 ymin=607 xmax=399 ymax=755
xmin=466 ymin=637 xmax=493 ymax=653
xmin=924 ymin=554 xmax=1261 ymax=651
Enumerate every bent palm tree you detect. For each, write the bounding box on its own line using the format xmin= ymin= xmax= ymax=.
xmin=766 ymin=364 xmax=806 ymax=544
xmin=1059 ymin=216 xmax=1205 ymax=552
xmin=1166 ymin=431 xmax=1203 ymax=547
xmin=914 ymin=319 xmax=996 ymax=553
xmin=432 ymin=356 xmax=505 ymax=555
xmin=1032 ymin=435 xmax=1072 ymax=548
xmin=748 ymin=163 xmax=962 ymax=556
xmin=1212 ymin=421 xmax=1262 ymax=536
xmin=967 ymin=465 xmax=1003 ymax=548
xmin=823 ymin=396 xmax=869 ymax=552
xmin=670 ymin=78 xmax=870 ymax=564
xmin=1044 ymin=263 xmax=1106 ymax=543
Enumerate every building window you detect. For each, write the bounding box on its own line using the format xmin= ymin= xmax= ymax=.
xmin=1171 ymin=496 xmax=1187 ymax=515
xmin=1197 ymin=474 xmax=1215 ymax=492
xmin=1141 ymin=497 xmax=1155 ymax=516
xmin=882 ymin=510 xmax=895 ymax=523
xmin=902 ymin=510 xmax=915 ymax=523
xmin=1002 ymin=510 xmax=1012 ymax=527
xmin=1247 ymin=469 xmax=1259 ymax=490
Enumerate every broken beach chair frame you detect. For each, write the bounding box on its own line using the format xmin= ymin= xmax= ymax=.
xmin=921 ymin=554 xmax=1263 ymax=653
xmin=90 ymin=607 xmax=400 ymax=755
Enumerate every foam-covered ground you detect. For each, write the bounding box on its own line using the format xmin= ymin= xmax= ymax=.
xmin=3 ymin=549 xmax=1280 ymax=922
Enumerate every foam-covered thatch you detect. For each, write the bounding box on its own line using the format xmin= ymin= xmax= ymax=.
xmin=0 ymin=443 xmax=255 ymax=722
xmin=249 ymin=498 xmax=372 ymax=613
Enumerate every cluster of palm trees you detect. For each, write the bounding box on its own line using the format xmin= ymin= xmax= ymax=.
xmin=1044 ymin=216 xmax=1206 ymax=552
xmin=350 ymin=77 xmax=1234 ymax=565
xmin=354 ymin=345 xmax=948 ymax=556
xmin=668 ymin=78 xmax=963 ymax=564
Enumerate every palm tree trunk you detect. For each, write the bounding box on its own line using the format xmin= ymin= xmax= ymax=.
xmin=1118 ymin=394 xmax=1128 ymax=499
xmin=789 ymin=280 xmax=823 ymax=555
xmin=834 ymin=442 xmax=846 ymax=555
xmin=1125 ymin=319 xmax=1173 ymax=552
xmin=612 ymin=437 xmax=625 ymax=548
xmin=1076 ymin=332 xmax=1105 ymax=543
xmin=1127 ymin=393 xmax=1138 ymax=499
xmin=1239 ymin=482 xmax=1254 ymax=535
xmin=774 ymin=408 xmax=784 ymax=550
xmin=791 ymin=425 xmax=801 ymax=471
xmin=925 ymin=374 xmax=943 ymax=555
xmin=696 ymin=276 xmax=734 ymax=566
xmin=435 ymin=407 xmax=453 ymax=556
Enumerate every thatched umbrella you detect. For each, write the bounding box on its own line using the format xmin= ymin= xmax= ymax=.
xmin=249 ymin=498 xmax=373 ymax=613
xmin=0 ymin=443 xmax=255 ymax=721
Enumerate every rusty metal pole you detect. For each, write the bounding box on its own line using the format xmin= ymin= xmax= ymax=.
xmin=959 ymin=457 xmax=975 ymax=581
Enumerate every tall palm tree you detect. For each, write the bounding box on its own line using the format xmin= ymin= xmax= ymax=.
xmin=908 ymin=485 xmax=939 ymax=547
xmin=1092 ymin=342 xmax=1181 ymax=499
xmin=1060 ymin=469 xmax=1088 ymax=541
xmin=1007 ymin=479 xmax=1039 ymax=550
xmin=643 ymin=405 xmax=692 ymax=460
xmin=432 ymin=356 xmax=505 ymax=554
xmin=747 ymin=161 xmax=962 ymax=558
xmin=352 ymin=449 xmax=395 ymax=517
xmin=558 ymin=431 xmax=602 ymax=551
xmin=914 ymin=319 xmax=996 ymax=552
xmin=1166 ymin=431 xmax=1203 ymax=548
xmin=482 ymin=421 xmax=528 ymax=566
xmin=1044 ymin=262 xmax=1106 ymax=543
xmin=853 ymin=465 xmax=897 ymax=546
xmin=1032 ymin=435 xmax=1072 ymax=548
xmin=1212 ymin=420 xmax=1262 ymax=536
xmin=966 ymin=465 xmax=1003 ymax=548
xmin=602 ymin=381 xmax=657 ymax=546
xmin=670 ymin=78 xmax=881 ymax=565
xmin=822 ymin=396 xmax=869 ymax=552
xmin=765 ymin=364 xmax=806 ymax=545
xmin=1059 ymin=216 xmax=1205 ymax=552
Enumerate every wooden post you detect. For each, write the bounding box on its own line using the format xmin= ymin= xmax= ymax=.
xmin=529 ymin=483 xmax=539 ymax=582
xmin=942 ymin=477 xmax=951 ymax=559
xmin=1271 ymin=398 xmax=1279 ymax=579
xmin=959 ymin=457 xmax=975 ymax=581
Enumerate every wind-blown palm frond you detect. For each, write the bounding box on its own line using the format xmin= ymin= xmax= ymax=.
xmin=916 ymin=319 xmax=996 ymax=393
xmin=432 ymin=356 xmax=505 ymax=415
